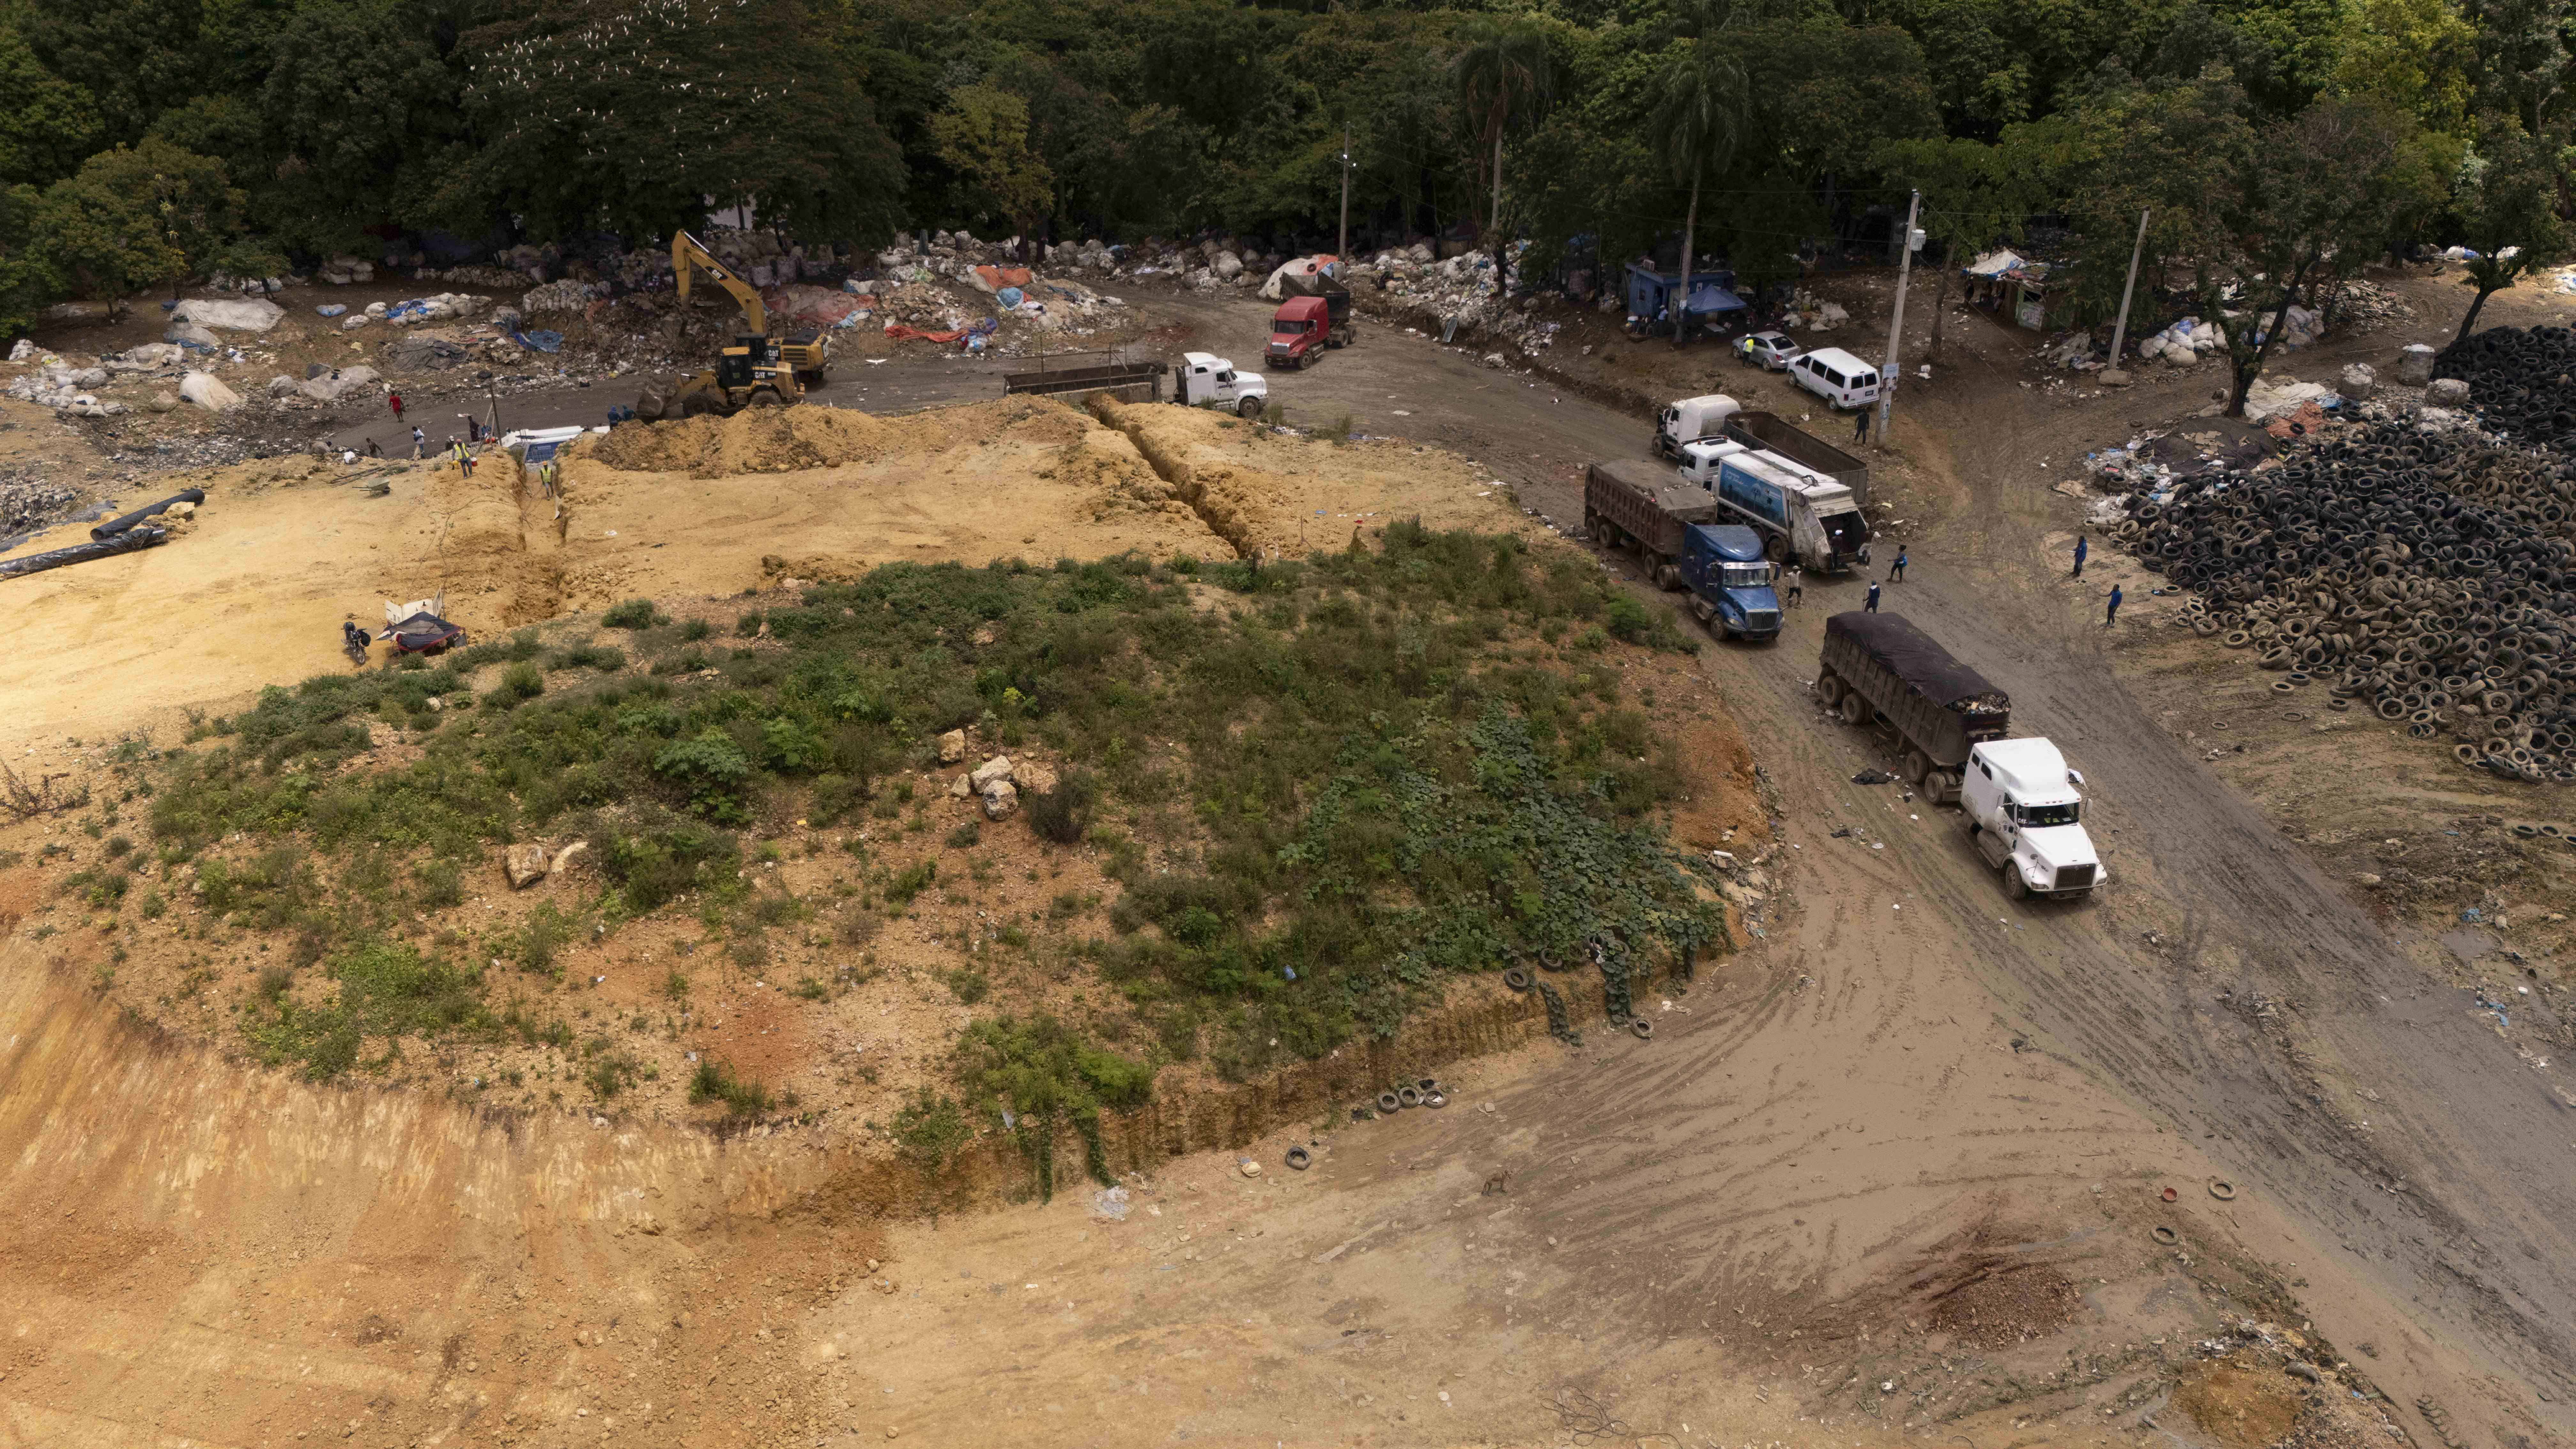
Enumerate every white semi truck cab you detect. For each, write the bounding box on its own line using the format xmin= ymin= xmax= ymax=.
xmin=1174 ymin=352 xmax=1269 ymax=415
xmin=1961 ymin=738 xmax=2104 ymax=900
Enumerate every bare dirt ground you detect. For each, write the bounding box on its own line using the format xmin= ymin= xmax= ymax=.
xmin=1 ymin=262 xmax=2572 ymax=1449
xmin=0 ymin=395 xmax=1523 ymax=741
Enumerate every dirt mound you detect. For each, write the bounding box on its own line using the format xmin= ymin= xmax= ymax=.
xmin=591 ymin=397 xmax=1090 ymax=478
xmin=1087 ymin=393 xmax=1509 ymax=557
xmin=592 ymin=404 xmax=897 ymax=476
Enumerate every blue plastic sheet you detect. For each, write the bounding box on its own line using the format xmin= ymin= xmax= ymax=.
xmin=509 ymin=328 xmax=564 ymax=353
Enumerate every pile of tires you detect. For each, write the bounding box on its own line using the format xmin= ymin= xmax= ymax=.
xmin=2436 ymin=326 xmax=2576 ymax=449
xmin=2110 ymin=411 xmax=2576 ymax=784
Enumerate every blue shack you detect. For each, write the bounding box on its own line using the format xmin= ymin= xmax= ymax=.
xmin=1625 ymin=263 xmax=1745 ymax=328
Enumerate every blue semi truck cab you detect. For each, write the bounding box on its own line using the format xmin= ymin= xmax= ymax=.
xmin=1680 ymin=523 xmax=1783 ymax=642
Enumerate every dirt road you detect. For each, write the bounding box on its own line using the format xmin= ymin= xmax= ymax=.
xmin=1240 ymin=310 xmax=2576 ymax=1436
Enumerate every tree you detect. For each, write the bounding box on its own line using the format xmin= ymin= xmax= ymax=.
xmin=2461 ymin=0 xmax=2571 ymax=134
xmin=2448 ymin=127 xmax=2571 ymax=341
xmin=32 ymin=138 xmax=243 ymax=314
xmin=2331 ymin=0 xmax=2479 ymax=136
xmin=452 ymin=0 xmax=907 ymax=246
xmin=1876 ymin=134 xmax=2051 ymax=359
xmin=1644 ymin=4 xmax=1747 ymax=346
xmin=17 ymin=0 xmax=205 ymax=150
xmin=928 ymin=83 xmax=1054 ymax=243
xmin=259 ymin=0 xmax=464 ymax=254
xmin=0 ymin=26 xmax=102 ymax=188
xmin=1450 ymin=14 xmax=1553 ymax=282
xmin=2073 ymin=85 xmax=2434 ymax=416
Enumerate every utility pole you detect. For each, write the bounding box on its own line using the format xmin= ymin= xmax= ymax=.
xmin=1874 ymin=189 xmax=1921 ymax=443
xmin=2105 ymin=209 xmax=2152 ymax=382
xmin=1337 ymin=121 xmax=1352 ymax=263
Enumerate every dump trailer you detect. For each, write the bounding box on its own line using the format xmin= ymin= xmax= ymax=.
xmin=1279 ymin=271 xmax=1354 ymax=336
xmin=1584 ymin=459 xmax=1721 ymax=590
xmin=1723 ymin=409 xmax=1870 ymax=507
xmin=1002 ymin=360 xmax=1164 ymax=403
xmin=1814 ymin=611 xmax=2009 ymax=803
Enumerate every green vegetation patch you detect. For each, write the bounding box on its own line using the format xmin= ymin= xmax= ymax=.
xmin=140 ymin=525 xmax=1720 ymax=1145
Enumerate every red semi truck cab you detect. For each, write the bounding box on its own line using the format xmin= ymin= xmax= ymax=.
xmin=1267 ymin=295 xmax=1333 ymax=369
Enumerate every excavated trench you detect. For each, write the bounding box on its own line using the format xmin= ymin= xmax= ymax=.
xmin=1083 ymin=393 xmax=1259 ymax=558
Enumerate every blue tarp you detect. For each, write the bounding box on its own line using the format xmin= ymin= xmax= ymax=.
xmin=1684 ymin=283 xmax=1746 ymax=317
xmin=524 ymin=441 xmax=562 ymax=463
xmin=509 ymin=327 xmax=564 ymax=353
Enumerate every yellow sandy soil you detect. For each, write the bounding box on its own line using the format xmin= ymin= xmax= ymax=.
xmin=0 ymin=397 xmax=1529 ymax=741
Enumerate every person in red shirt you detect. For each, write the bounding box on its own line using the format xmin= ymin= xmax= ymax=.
xmin=388 ymin=391 xmax=404 ymax=420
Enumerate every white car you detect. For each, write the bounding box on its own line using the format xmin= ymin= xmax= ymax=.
xmin=1736 ymin=330 xmax=1800 ymax=371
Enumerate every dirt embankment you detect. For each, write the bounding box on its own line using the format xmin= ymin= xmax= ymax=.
xmin=1087 ymin=392 xmax=1524 ymax=557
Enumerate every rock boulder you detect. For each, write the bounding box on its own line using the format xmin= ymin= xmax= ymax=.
xmin=504 ymin=844 xmax=550 ymax=888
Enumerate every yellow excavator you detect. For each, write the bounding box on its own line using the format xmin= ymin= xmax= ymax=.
xmin=634 ymin=230 xmax=831 ymax=419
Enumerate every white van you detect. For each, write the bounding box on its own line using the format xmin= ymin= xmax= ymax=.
xmin=1787 ymin=347 xmax=1882 ymax=410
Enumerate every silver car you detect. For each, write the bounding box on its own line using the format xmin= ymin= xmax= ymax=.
xmin=1737 ymin=330 xmax=1800 ymax=371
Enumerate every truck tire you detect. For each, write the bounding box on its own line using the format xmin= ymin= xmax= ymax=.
xmin=2004 ymin=866 xmax=2031 ymax=901
xmin=1237 ymin=395 xmax=1263 ymax=418
xmin=1839 ymin=691 xmax=1871 ymax=726
xmin=1816 ymin=673 xmax=1844 ymax=706
xmin=1931 ymin=770 xmax=1962 ymax=804
xmin=1904 ymin=750 xmax=1931 ymax=785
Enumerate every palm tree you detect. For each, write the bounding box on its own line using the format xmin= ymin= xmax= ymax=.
xmin=1646 ymin=5 xmax=1746 ymax=347
xmin=1450 ymin=15 xmax=1553 ymax=288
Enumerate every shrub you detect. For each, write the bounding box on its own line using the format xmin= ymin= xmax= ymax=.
xmin=680 ymin=617 xmax=712 ymax=642
xmin=652 ymin=728 xmax=754 ymax=819
xmin=890 ymin=1089 xmax=973 ymax=1170
xmin=242 ymin=939 xmax=487 ymax=1081
xmin=1022 ymin=771 xmax=1095 ymax=845
xmin=601 ymin=810 xmax=738 ymax=911
xmin=688 ymin=1059 xmax=773 ymax=1116
xmin=490 ymin=662 xmax=545 ymax=708
xmin=602 ymin=599 xmax=666 ymax=629
xmin=884 ymin=858 xmax=937 ymax=908
xmin=944 ymin=820 xmax=981 ymax=849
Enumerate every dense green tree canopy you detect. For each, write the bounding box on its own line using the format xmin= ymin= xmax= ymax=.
xmin=0 ymin=0 xmax=2556 ymax=343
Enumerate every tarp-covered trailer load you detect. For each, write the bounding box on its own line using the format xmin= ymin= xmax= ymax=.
xmin=1584 ymin=459 xmax=1720 ymax=590
xmin=1723 ymin=409 xmax=1870 ymax=508
xmin=1815 ymin=611 xmax=2010 ymax=801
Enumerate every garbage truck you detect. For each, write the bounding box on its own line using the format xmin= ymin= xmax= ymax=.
xmin=1675 ymin=443 xmax=1871 ymax=572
